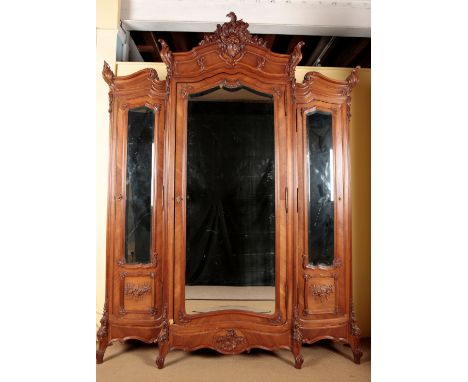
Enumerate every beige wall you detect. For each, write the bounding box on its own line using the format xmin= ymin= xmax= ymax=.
xmin=96 ymin=2 xmax=371 ymax=338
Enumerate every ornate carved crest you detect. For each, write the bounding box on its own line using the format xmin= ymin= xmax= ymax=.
xmin=213 ymin=329 xmax=247 ymax=352
xmin=199 ymin=12 xmax=267 ymax=65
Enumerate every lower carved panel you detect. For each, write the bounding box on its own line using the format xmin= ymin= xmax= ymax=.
xmin=169 ymin=325 xmax=290 ymax=355
xmin=109 ymin=323 xmax=161 ymax=344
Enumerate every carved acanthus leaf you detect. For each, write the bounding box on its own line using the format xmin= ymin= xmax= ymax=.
xmin=199 ymin=12 xmax=266 ymax=65
xmin=213 ymin=329 xmax=247 ymax=352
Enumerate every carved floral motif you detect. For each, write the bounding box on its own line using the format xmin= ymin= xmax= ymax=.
xmin=350 ymin=302 xmax=361 ymax=337
xmin=158 ymin=304 xmax=169 ymax=343
xmin=199 ymin=12 xmax=266 ymax=65
xmin=213 ymin=329 xmax=247 ymax=352
xmin=196 ymin=56 xmax=206 ymax=72
xmin=292 ymin=306 xmax=303 ymax=343
xmin=311 ymin=284 xmax=334 ymax=303
xmin=124 ymin=283 xmax=151 ymax=299
xmin=220 ymin=79 xmax=242 ymax=89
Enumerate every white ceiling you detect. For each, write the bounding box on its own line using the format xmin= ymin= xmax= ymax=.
xmin=121 ymin=0 xmax=371 ymax=37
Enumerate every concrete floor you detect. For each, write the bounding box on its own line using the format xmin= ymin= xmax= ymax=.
xmin=97 ymin=338 xmax=370 ymax=382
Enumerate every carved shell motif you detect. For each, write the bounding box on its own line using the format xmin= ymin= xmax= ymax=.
xmin=200 ymin=12 xmax=266 ymax=65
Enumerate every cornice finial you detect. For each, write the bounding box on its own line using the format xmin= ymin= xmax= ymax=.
xmin=226 ymin=11 xmax=237 ymax=22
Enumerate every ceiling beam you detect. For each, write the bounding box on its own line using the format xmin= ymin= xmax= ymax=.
xmin=305 ymin=36 xmax=332 ymax=66
xmin=334 ymin=39 xmax=370 ymax=67
xmin=170 ymin=32 xmax=189 ymax=52
xmin=140 ymin=32 xmax=161 ymax=62
xmin=121 ymin=0 xmax=371 ymax=37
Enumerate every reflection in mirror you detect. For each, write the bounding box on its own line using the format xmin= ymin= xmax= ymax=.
xmin=125 ymin=107 xmax=155 ymax=264
xmin=306 ymin=111 xmax=334 ymax=266
xmin=185 ymin=86 xmax=276 ymax=315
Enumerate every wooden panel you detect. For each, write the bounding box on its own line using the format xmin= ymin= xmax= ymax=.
xmin=119 ymin=272 xmax=157 ymax=316
xmin=304 ymin=275 xmax=337 ymax=315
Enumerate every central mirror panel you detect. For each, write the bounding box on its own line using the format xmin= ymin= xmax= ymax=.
xmin=185 ymin=85 xmax=276 ymax=315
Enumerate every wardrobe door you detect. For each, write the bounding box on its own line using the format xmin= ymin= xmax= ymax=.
xmin=111 ymin=100 xmax=165 ymax=325
xmin=296 ymin=104 xmax=346 ymax=321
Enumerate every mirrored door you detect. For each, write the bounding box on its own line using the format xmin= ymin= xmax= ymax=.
xmin=174 ymin=83 xmax=286 ymax=318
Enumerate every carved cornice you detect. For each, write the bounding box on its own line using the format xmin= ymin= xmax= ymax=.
xmin=158 ymin=304 xmax=169 ymax=343
xmin=124 ymin=283 xmax=151 ymax=300
xmin=96 ymin=299 xmax=109 ymax=341
xmin=213 ymin=329 xmax=247 ymax=352
xmin=311 ymin=284 xmax=334 ymax=303
xmin=286 ymin=41 xmax=305 ymax=101
xmin=199 ymin=12 xmax=266 ymax=66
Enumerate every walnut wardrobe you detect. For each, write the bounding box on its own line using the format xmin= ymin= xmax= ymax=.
xmin=97 ymin=12 xmax=362 ymax=369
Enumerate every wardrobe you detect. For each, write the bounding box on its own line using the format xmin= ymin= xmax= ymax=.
xmin=97 ymin=12 xmax=362 ymax=369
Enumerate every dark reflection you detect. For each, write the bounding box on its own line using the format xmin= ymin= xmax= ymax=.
xmin=125 ymin=107 xmax=154 ymax=264
xmin=186 ymin=86 xmax=275 ymax=286
xmin=307 ymin=111 xmax=334 ymax=266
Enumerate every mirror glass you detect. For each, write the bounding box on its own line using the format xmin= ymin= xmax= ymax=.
xmin=306 ymin=111 xmax=334 ymax=266
xmin=125 ymin=106 xmax=155 ymax=264
xmin=185 ymin=86 xmax=276 ymax=314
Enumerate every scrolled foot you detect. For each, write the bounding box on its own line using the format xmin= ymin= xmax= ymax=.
xmin=294 ymin=354 xmax=304 ymax=369
xmin=352 ymin=349 xmax=363 ymax=364
xmin=96 ymin=350 xmax=105 ymax=364
xmin=155 ymin=356 xmax=165 ymax=369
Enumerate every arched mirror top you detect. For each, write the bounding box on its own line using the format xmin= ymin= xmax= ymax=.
xmin=158 ymin=12 xmax=304 ymax=82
